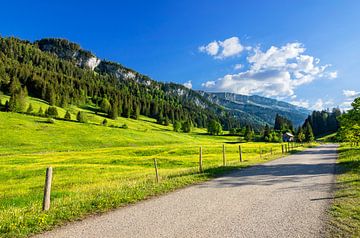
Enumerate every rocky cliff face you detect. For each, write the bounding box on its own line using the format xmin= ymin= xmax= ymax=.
xmin=36 ymin=38 xmax=100 ymax=70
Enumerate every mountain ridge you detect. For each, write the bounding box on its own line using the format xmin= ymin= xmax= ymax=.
xmin=1 ymin=36 xmax=309 ymax=129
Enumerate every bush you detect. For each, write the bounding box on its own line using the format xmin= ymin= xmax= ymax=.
xmin=102 ymin=119 xmax=108 ymax=126
xmin=181 ymin=121 xmax=192 ymax=133
xmin=207 ymin=119 xmax=222 ymax=135
xmin=46 ymin=118 xmax=55 ymax=124
xmin=121 ymin=124 xmax=128 ymax=129
xmin=45 ymin=106 xmax=58 ymax=118
xmin=76 ymin=111 xmax=87 ymax=123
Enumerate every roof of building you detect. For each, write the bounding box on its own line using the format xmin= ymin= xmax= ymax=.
xmin=284 ymin=132 xmax=294 ymax=137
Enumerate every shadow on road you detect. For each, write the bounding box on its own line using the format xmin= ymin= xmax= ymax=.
xmin=198 ymin=145 xmax=338 ymax=190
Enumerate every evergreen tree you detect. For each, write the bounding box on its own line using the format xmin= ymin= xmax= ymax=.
xmin=26 ymin=103 xmax=33 ymax=114
xmin=263 ymin=124 xmax=271 ymax=141
xmin=77 ymin=111 xmax=87 ymax=123
xmin=4 ymin=100 xmax=9 ymax=112
xmin=38 ymin=106 xmax=44 ymax=115
xmin=304 ymin=121 xmax=315 ymax=142
xmin=109 ymin=100 xmax=119 ymax=120
xmin=244 ymin=125 xmax=254 ymax=142
xmin=8 ymin=87 xmax=26 ymax=112
xmin=164 ymin=116 xmax=169 ymax=126
xmin=173 ymin=121 xmax=181 ymax=132
xmin=64 ymin=110 xmax=71 ymax=120
xmin=181 ymin=120 xmax=192 ymax=133
xmin=100 ymin=98 xmax=111 ymax=114
xmin=46 ymin=106 xmax=58 ymax=118
xmin=296 ymin=126 xmax=305 ymax=142
xmin=207 ymin=119 xmax=222 ymax=135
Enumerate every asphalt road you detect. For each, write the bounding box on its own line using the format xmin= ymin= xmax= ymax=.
xmin=36 ymin=144 xmax=338 ymax=238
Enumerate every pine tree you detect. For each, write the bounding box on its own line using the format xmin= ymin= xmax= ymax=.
xmin=109 ymin=100 xmax=119 ymax=120
xmin=26 ymin=103 xmax=33 ymax=114
xmin=64 ymin=110 xmax=71 ymax=120
xmin=181 ymin=120 xmax=192 ymax=133
xmin=263 ymin=124 xmax=270 ymax=141
xmin=46 ymin=106 xmax=58 ymax=118
xmin=38 ymin=107 xmax=44 ymax=115
xmin=304 ymin=121 xmax=315 ymax=142
xmin=77 ymin=111 xmax=87 ymax=123
xmin=207 ymin=119 xmax=222 ymax=135
xmin=244 ymin=125 xmax=254 ymax=142
xmin=100 ymin=98 xmax=111 ymax=114
xmin=173 ymin=121 xmax=181 ymax=132
xmin=296 ymin=126 xmax=305 ymax=142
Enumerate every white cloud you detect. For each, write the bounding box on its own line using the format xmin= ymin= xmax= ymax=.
xmin=234 ymin=64 xmax=243 ymax=70
xmin=199 ymin=37 xmax=247 ymax=59
xmin=290 ymin=99 xmax=310 ymax=108
xmin=201 ymin=42 xmax=337 ymax=98
xmin=310 ymin=99 xmax=334 ymax=111
xmin=328 ymin=71 xmax=338 ymax=79
xmin=183 ymin=80 xmax=192 ymax=89
xmin=198 ymin=41 xmax=219 ymax=56
xmin=201 ymin=80 xmax=216 ymax=88
xmin=343 ymin=89 xmax=360 ymax=98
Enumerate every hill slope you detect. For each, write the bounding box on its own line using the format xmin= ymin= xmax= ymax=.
xmin=1 ymin=37 xmax=309 ymax=129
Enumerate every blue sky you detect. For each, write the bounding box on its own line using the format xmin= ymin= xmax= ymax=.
xmin=1 ymin=0 xmax=359 ymax=110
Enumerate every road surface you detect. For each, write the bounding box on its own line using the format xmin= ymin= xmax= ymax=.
xmin=36 ymin=144 xmax=338 ymax=238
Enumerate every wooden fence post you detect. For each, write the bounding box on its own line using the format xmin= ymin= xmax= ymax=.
xmin=281 ymin=144 xmax=284 ymax=154
xmin=259 ymin=147 xmax=262 ymax=159
xmin=153 ymin=158 xmax=159 ymax=183
xmin=223 ymin=144 xmax=226 ymax=166
xmin=270 ymin=147 xmax=273 ymax=155
xmin=199 ymin=146 xmax=203 ymax=173
xmin=42 ymin=167 xmax=53 ymax=211
xmin=239 ymin=145 xmax=243 ymax=162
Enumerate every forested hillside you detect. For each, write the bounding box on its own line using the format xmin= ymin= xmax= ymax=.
xmin=0 ymin=37 xmax=309 ymax=130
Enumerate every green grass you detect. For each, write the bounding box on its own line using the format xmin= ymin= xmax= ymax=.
xmin=0 ymin=96 xmax=308 ymax=237
xmin=328 ymin=145 xmax=360 ymax=238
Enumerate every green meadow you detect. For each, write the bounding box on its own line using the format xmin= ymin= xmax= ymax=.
xmin=0 ymin=96 xmax=302 ymax=237
xmin=328 ymin=145 xmax=360 ymax=238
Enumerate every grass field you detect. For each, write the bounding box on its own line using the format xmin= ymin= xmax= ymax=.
xmin=328 ymin=145 xmax=360 ymax=238
xmin=0 ymin=96 xmax=305 ymax=237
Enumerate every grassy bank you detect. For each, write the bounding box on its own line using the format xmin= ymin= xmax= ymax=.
xmin=328 ymin=145 xmax=360 ymax=237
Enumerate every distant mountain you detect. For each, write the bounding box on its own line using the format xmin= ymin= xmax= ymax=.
xmin=200 ymin=92 xmax=309 ymax=127
xmin=0 ymin=37 xmax=309 ymax=130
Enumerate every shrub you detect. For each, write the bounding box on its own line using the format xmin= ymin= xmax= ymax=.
xmin=181 ymin=121 xmax=192 ymax=133
xmin=45 ymin=106 xmax=58 ymax=118
xmin=46 ymin=118 xmax=55 ymax=124
xmin=102 ymin=119 xmax=108 ymax=126
xmin=121 ymin=123 xmax=128 ymax=129
xmin=76 ymin=111 xmax=87 ymax=123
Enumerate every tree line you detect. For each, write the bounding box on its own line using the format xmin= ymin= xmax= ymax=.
xmin=0 ymin=36 xmax=242 ymax=131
